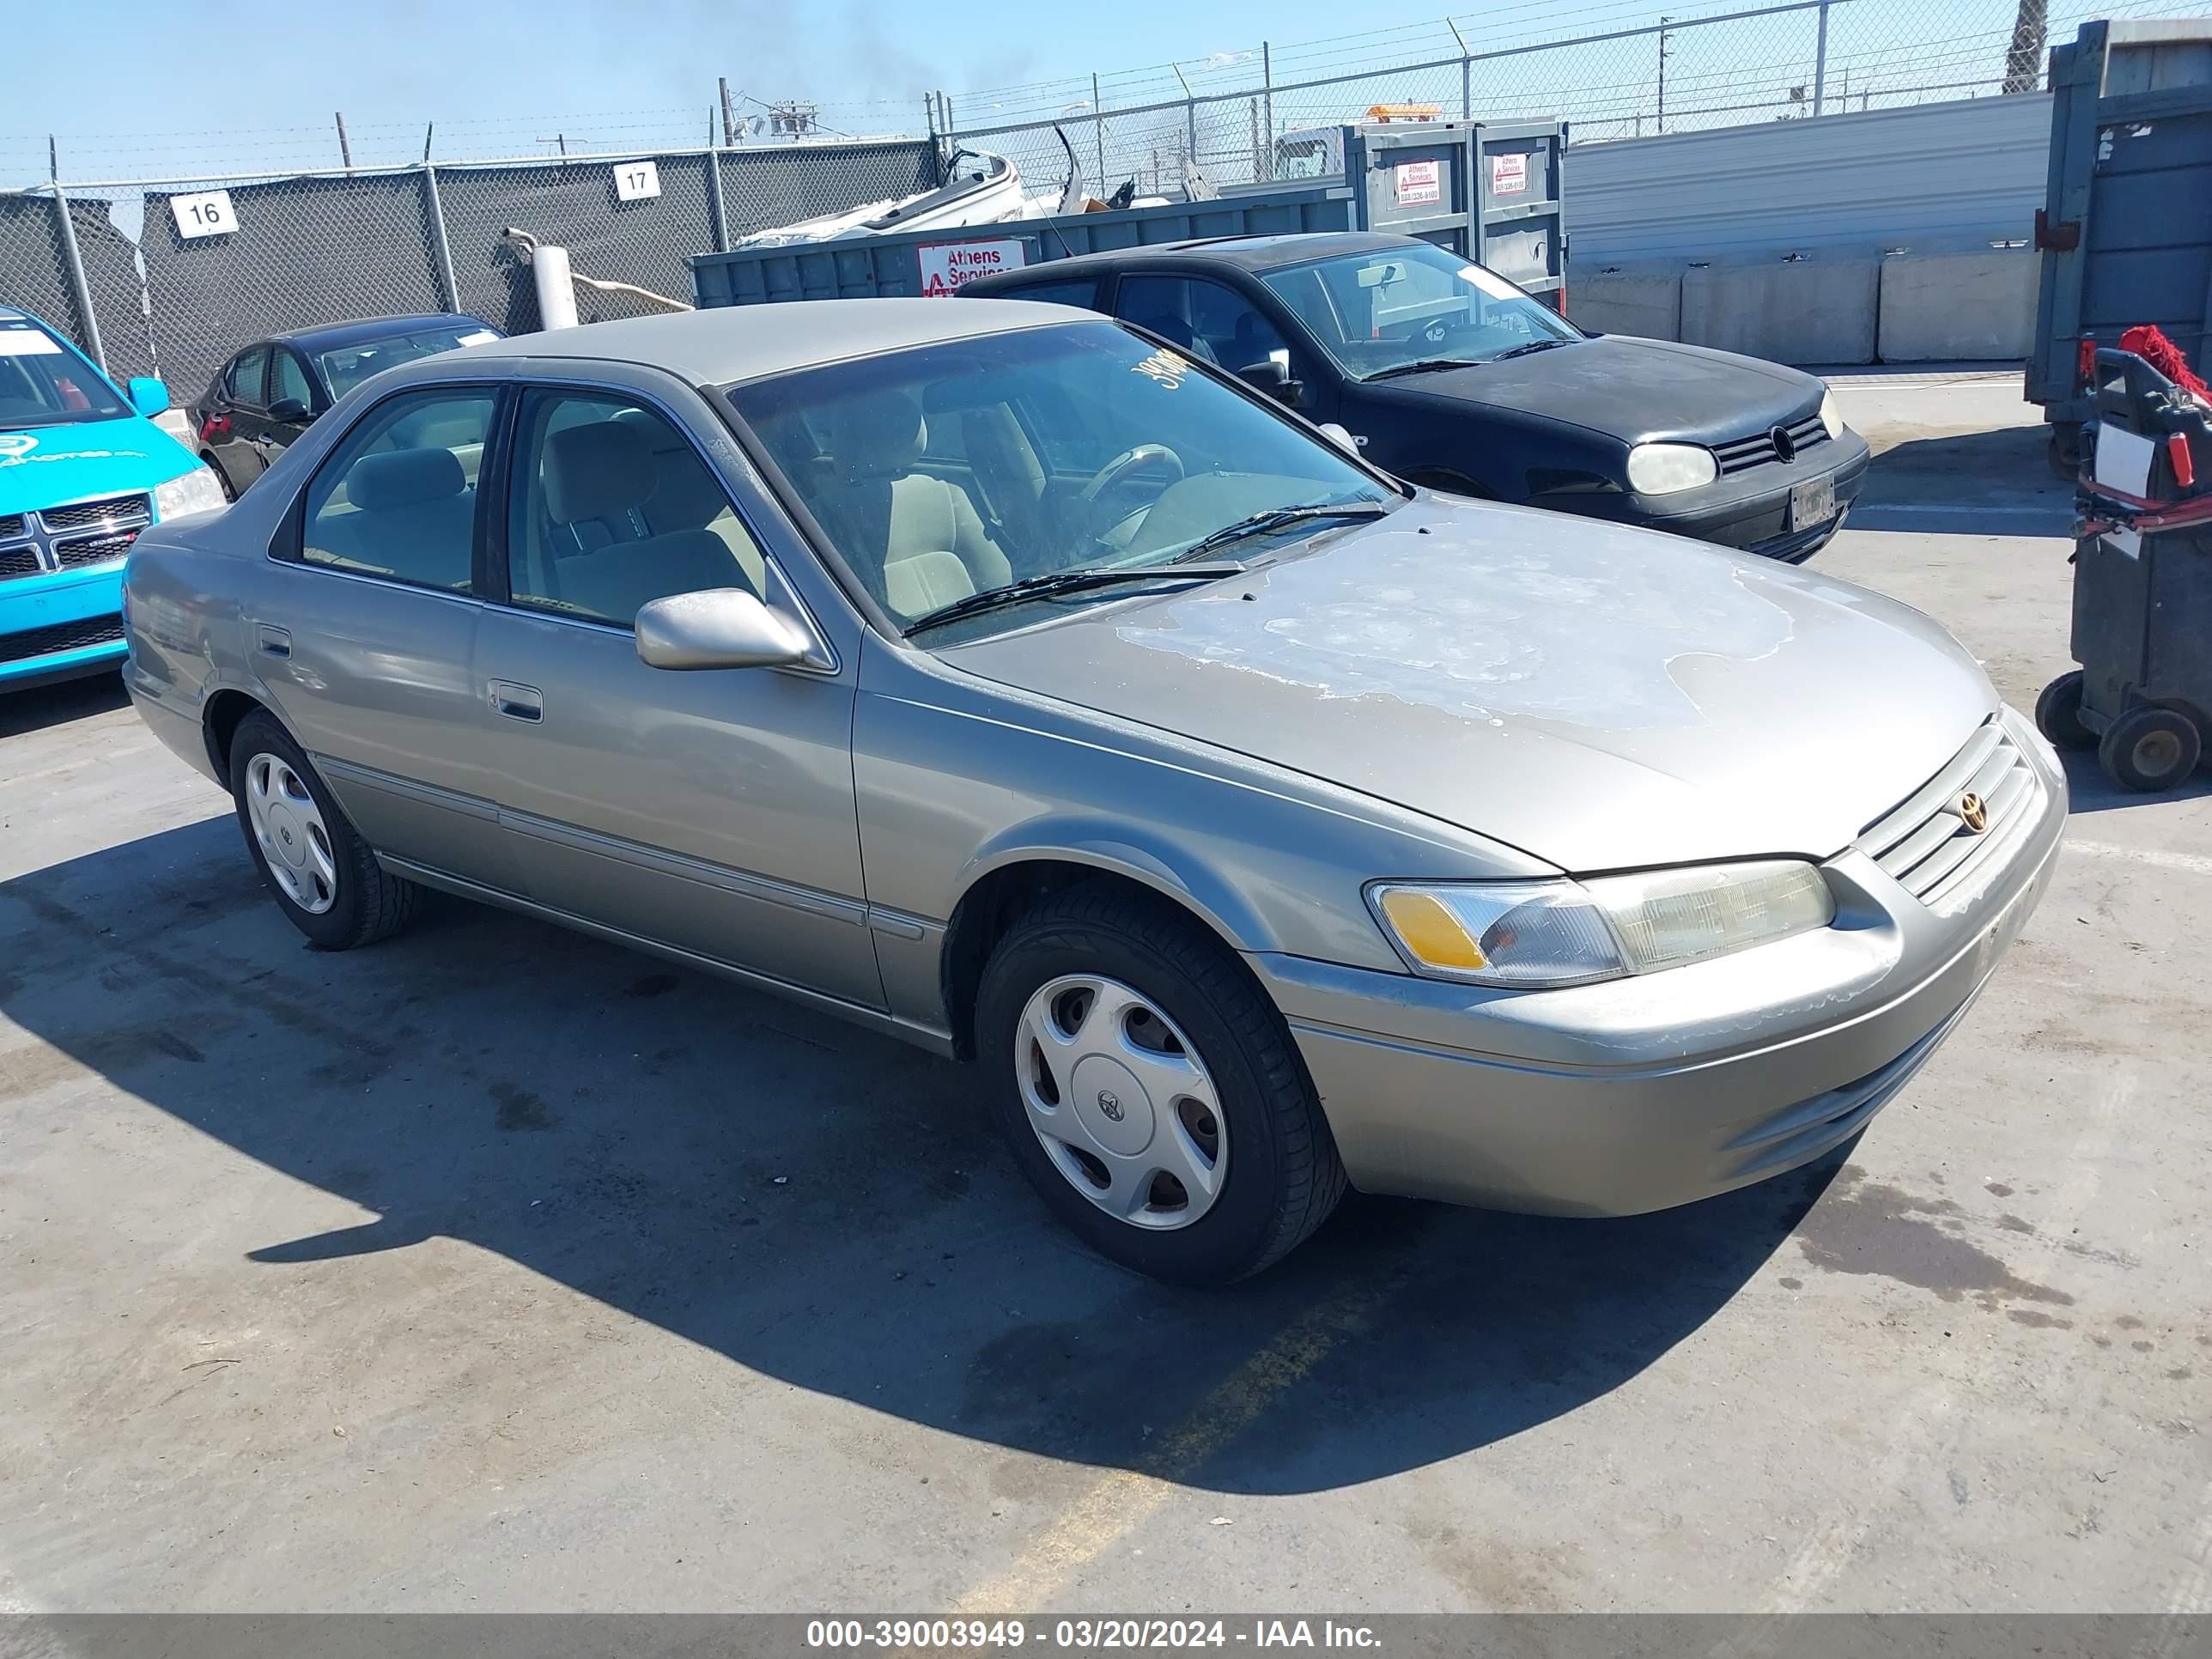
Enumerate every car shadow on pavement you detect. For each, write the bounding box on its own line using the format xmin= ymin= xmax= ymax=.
xmin=2057 ymin=747 xmax=2212 ymax=814
xmin=1848 ymin=426 xmax=2074 ymax=538
xmin=0 ymin=817 xmax=1841 ymax=1497
xmin=0 ymin=672 xmax=130 ymax=739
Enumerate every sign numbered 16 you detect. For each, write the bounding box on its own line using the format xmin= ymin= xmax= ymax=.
xmin=169 ymin=190 xmax=240 ymax=240
xmin=613 ymin=161 xmax=662 ymax=203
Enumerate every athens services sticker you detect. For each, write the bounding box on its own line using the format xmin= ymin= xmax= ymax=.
xmin=1491 ymin=152 xmax=1529 ymax=194
xmin=918 ymin=238 xmax=1029 ymax=296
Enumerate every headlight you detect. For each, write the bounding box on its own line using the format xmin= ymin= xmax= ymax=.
xmin=1370 ymin=860 xmax=1835 ymax=988
xmin=1625 ymin=441 xmax=1717 ymax=495
xmin=1819 ymin=388 xmax=1846 ymax=441
xmin=154 ymin=465 xmax=228 ymax=520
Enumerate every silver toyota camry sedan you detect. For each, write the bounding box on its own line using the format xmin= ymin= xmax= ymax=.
xmin=121 ymin=298 xmax=2066 ymax=1284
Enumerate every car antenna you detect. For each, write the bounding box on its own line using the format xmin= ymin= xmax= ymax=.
xmin=1042 ymin=126 xmax=1085 ymax=267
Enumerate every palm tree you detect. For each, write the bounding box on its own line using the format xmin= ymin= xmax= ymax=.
xmin=2002 ymin=0 xmax=2048 ymax=93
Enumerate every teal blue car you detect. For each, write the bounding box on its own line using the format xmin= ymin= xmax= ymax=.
xmin=2 ymin=306 xmax=228 ymax=691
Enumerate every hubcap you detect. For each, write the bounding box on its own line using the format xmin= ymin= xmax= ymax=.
xmin=2133 ymin=729 xmax=2184 ymax=777
xmin=244 ymin=752 xmax=337 ymax=915
xmin=1016 ymin=974 xmax=1227 ymax=1231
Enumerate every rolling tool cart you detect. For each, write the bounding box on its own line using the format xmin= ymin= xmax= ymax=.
xmin=2038 ymin=346 xmax=2212 ymax=792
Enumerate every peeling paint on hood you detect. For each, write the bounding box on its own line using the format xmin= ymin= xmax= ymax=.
xmin=943 ymin=495 xmax=1996 ymax=873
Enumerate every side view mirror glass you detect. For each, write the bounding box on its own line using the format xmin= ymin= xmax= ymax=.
xmin=635 ymin=587 xmax=814 ymax=672
xmin=269 ymin=396 xmax=311 ymax=422
xmin=1237 ymin=357 xmax=1304 ymax=409
xmin=127 ymin=377 xmax=169 ymax=417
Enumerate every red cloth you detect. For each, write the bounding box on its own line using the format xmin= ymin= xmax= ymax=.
xmin=2119 ymin=325 xmax=2209 ymax=401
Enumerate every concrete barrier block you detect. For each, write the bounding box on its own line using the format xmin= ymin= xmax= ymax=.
xmin=1569 ymin=267 xmax=1681 ymax=341
xmin=1878 ymin=250 xmax=2037 ymax=362
xmin=1681 ymin=259 xmax=1880 ymax=365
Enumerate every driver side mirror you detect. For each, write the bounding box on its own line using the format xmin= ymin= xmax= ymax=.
xmin=127 ymin=377 xmax=169 ymax=417
xmin=1237 ymin=357 xmax=1304 ymax=409
xmin=269 ymin=396 xmax=312 ymax=423
xmin=635 ymin=588 xmax=814 ymax=672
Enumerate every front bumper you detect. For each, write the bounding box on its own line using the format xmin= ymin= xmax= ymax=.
xmin=1542 ymin=430 xmax=1874 ymax=562
xmin=1248 ymin=708 xmax=2068 ymax=1217
xmin=0 ymin=560 xmax=127 ymax=690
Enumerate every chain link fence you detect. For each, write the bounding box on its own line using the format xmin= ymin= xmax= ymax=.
xmin=0 ymin=137 xmax=939 ymax=408
xmin=945 ymin=0 xmax=2205 ymax=194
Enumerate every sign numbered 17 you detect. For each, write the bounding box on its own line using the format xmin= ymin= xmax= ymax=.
xmin=169 ymin=190 xmax=239 ymax=240
xmin=613 ymin=161 xmax=662 ymax=203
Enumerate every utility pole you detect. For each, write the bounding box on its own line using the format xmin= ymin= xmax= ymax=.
xmin=335 ymin=112 xmax=354 ymax=171
xmin=719 ymin=77 xmax=738 ymax=145
xmin=1656 ymin=18 xmax=1672 ymax=133
xmin=1813 ymin=0 xmax=1831 ymax=115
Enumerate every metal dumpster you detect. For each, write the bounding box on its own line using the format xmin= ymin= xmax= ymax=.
xmin=690 ymin=118 xmax=1565 ymax=310
xmin=2027 ymin=18 xmax=2212 ymax=471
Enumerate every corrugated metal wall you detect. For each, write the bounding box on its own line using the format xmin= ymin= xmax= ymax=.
xmin=1567 ymin=94 xmax=2054 ymax=265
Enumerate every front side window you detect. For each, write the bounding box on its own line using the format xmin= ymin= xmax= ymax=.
xmin=1259 ymin=242 xmax=1579 ymax=381
xmin=1117 ymin=276 xmax=1290 ymax=374
xmin=0 ymin=318 xmax=128 ymax=428
xmin=300 ymin=388 xmax=495 ymax=591
xmin=225 ymin=347 xmax=269 ymax=406
xmin=505 ymin=389 xmax=768 ymax=629
xmin=730 ymin=319 xmax=1394 ymax=633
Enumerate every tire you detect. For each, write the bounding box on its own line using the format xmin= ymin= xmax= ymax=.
xmin=974 ymin=882 xmax=1346 ymax=1285
xmin=200 ymin=453 xmax=238 ymax=504
xmin=2048 ymin=423 xmax=2085 ymax=480
xmin=2034 ymin=670 xmax=2096 ymax=751
xmin=2097 ymin=704 xmax=2202 ymax=793
xmin=228 ymin=711 xmax=422 ymax=949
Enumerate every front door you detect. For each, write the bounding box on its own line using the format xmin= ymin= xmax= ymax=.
xmin=261 ymin=346 xmax=321 ymax=471
xmin=470 ymin=383 xmax=881 ymax=1009
xmin=205 ymin=344 xmax=269 ymax=496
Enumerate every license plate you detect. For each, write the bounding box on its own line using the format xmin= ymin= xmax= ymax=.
xmin=1790 ymin=471 xmax=1836 ymax=531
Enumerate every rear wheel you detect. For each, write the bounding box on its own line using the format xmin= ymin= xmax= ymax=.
xmin=2098 ymin=705 xmax=2202 ymax=793
xmin=228 ymin=711 xmax=421 ymax=948
xmin=975 ymin=884 xmax=1345 ymax=1284
xmin=2034 ymin=670 xmax=2096 ymax=750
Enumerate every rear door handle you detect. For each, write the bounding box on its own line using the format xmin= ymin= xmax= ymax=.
xmin=255 ymin=623 xmax=291 ymax=659
xmin=489 ymin=679 xmax=543 ymax=722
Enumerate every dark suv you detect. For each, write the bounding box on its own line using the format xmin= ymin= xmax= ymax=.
xmin=963 ymin=232 xmax=1869 ymax=562
xmin=191 ymin=314 xmax=501 ymax=500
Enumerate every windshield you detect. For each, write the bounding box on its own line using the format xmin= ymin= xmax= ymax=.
xmin=1260 ymin=242 xmax=1579 ymax=380
xmin=0 ymin=319 xmax=130 ymax=429
xmin=317 ymin=323 xmax=501 ymax=400
xmin=728 ymin=319 xmax=1395 ymax=633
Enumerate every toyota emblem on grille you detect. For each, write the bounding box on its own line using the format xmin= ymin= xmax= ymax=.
xmin=1771 ymin=424 xmax=1797 ymax=464
xmin=1958 ymin=792 xmax=1990 ymax=834
xmin=1096 ymin=1090 xmax=1124 ymax=1121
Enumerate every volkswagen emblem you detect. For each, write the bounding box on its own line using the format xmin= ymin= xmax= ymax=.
xmin=1096 ymin=1089 xmax=1124 ymax=1121
xmin=1771 ymin=423 xmax=1797 ymax=465
xmin=1958 ymin=792 xmax=1989 ymax=834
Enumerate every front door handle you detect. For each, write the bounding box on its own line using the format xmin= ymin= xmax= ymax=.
xmin=489 ymin=679 xmax=543 ymax=722
xmin=255 ymin=623 xmax=291 ymax=658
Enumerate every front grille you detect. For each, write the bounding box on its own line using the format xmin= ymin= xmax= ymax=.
xmin=40 ymin=493 xmax=149 ymax=531
xmin=0 ymin=616 xmax=125 ymax=665
xmin=1 ymin=548 xmax=40 ymax=580
xmin=0 ymin=513 xmax=24 ymax=542
xmin=1857 ymin=715 xmax=2043 ymax=914
xmin=1712 ymin=414 xmax=1831 ymax=476
xmin=53 ymin=529 xmax=138 ymax=568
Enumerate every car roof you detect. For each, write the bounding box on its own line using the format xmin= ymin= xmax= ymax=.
xmin=973 ymin=229 xmax=1416 ymax=283
xmin=270 ymin=314 xmax=492 ymax=352
xmin=457 ymin=297 xmax=1082 ymax=382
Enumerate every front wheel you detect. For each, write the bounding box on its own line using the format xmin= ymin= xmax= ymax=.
xmin=975 ymin=884 xmax=1346 ymax=1285
xmin=2098 ymin=704 xmax=2202 ymax=793
xmin=228 ymin=711 xmax=422 ymax=948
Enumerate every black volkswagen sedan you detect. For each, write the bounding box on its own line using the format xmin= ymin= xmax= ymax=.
xmin=963 ymin=233 xmax=1869 ymax=562
xmin=191 ymin=313 xmax=501 ymax=500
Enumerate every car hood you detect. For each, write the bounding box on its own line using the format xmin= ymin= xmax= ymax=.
xmin=940 ymin=496 xmax=1995 ymax=873
xmin=0 ymin=416 xmax=198 ymax=517
xmin=1381 ymin=335 xmax=1819 ymax=444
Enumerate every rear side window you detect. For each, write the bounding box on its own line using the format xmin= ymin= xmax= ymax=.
xmin=996 ymin=276 xmax=1102 ymax=311
xmin=299 ymin=389 xmax=495 ymax=592
xmin=224 ymin=347 xmax=269 ymax=405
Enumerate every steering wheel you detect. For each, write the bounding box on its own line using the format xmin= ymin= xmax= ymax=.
xmin=1079 ymin=443 xmax=1185 ymax=510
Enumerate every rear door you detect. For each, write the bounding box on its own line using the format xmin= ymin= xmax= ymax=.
xmin=204 ymin=345 xmax=269 ymax=495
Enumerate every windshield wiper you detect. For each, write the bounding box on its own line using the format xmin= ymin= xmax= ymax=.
xmin=903 ymin=562 xmax=1249 ymax=635
xmin=1364 ymin=357 xmax=1484 ymax=382
xmin=1172 ymin=499 xmax=1392 ymax=564
xmin=1490 ymin=337 xmax=1575 ymax=362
